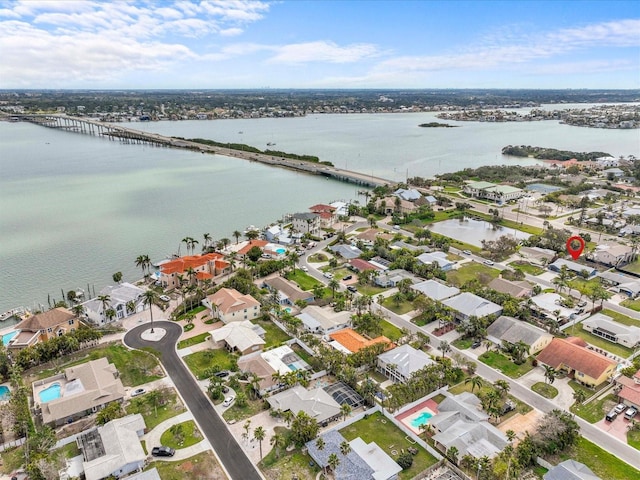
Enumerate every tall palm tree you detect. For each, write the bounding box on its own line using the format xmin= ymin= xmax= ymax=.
xmin=105 ymin=308 xmax=117 ymax=323
xmin=340 ymin=403 xmax=352 ymax=421
xmin=271 ymin=432 xmax=285 ymax=459
xmin=340 ymin=440 xmax=351 ymax=457
xmin=203 ymin=233 xmax=212 ymax=251
xmin=233 ymin=230 xmax=242 ymax=244
xmin=465 ymin=375 xmax=483 ymax=393
xmin=143 ymin=289 xmax=159 ymax=333
xmin=327 ymin=453 xmax=340 ymax=474
xmin=97 ymin=294 xmax=111 ymax=320
xmin=253 ymin=426 xmax=266 ymax=459
xmin=543 ymin=365 xmax=557 ymax=385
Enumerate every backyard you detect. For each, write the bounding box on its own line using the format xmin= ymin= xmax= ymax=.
xmin=478 ymin=351 xmax=534 ymax=378
xmin=557 ymin=437 xmax=640 ymax=480
xmin=569 ymin=328 xmax=632 ymax=359
xmin=446 ymin=263 xmax=500 ymax=287
xmin=339 ymin=411 xmax=438 ymax=480
xmin=183 ymin=349 xmax=235 ymax=380
xmin=254 ymin=317 xmax=292 ymax=348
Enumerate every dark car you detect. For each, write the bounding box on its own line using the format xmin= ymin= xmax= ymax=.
xmin=471 ymin=340 xmax=481 ymax=349
xmin=343 ymin=275 xmax=353 ymax=281
xmin=214 ymin=371 xmax=229 ymax=378
xmin=152 ymin=446 xmax=175 ymax=457
xmin=347 ymin=286 xmax=357 ymax=293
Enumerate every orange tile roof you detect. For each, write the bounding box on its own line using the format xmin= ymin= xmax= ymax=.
xmin=196 ymin=271 xmax=213 ymax=280
xmin=238 ymin=240 xmax=269 ymax=256
xmin=309 ymin=204 xmax=335 ymax=213
xmin=160 ymin=253 xmax=225 ymax=275
xmin=329 ymin=328 xmax=393 ymax=353
xmin=536 ymin=338 xmax=616 ymax=380
xmin=207 ymin=288 xmax=261 ymax=315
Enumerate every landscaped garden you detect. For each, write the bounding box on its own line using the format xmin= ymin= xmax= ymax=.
xmin=531 ymin=382 xmax=558 ymax=399
xmin=446 ymin=263 xmax=500 ymax=287
xmin=557 ymin=437 xmax=640 ymax=480
xmin=126 ymin=387 xmax=187 ymax=430
xmin=159 ymin=420 xmax=203 ymax=449
xmin=478 ymin=351 xmax=533 ymax=378
xmin=339 ymin=411 xmax=438 ymax=480
xmin=509 ymin=260 xmax=544 ymax=276
xmin=177 ymin=332 xmax=210 ymax=349
xmin=183 ymin=349 xmax=235 ymax=380
xmin=254 ymin=317 xmax=292 ymax=348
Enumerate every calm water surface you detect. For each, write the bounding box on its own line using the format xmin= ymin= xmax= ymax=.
xmin=1 ymin=110 xmax=639 ymax=311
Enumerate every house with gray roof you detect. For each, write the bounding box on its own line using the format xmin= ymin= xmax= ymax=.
xmin=78 ymin=414 xmax=146 ymax=480
xmin=305 ymin=430 xmax=402 ymax=480
xmin=442 ymin=292 xmax=502 ymax=323
xmin=297 ymin=305 xmax=352 ymax=337
xmin=430 ymin=392 xmax=508 ymax=460
xmin=394 ymin=188 xmax=422 ymax=201
xmin=330 ymin=244 xmax=363 ymax=259
xmin=374 ymin=269 xmax=417 ymax=288
xmin=618 ymin=280 xmax=640 ymax=298
xmin=263 ymin=276 xmax=315 ymax=305
xmin=267 ymin=385 xmax=341 ymax=425
xmin=83 ymin=282 xmax=145 ymax=325
xmin=209 ymin=320 xmax=266 ymax=355
xmin=291 ymin=212 xmax=320 ymax=235
xmin=582 ymin=313 xmax=640 ymax=348
xmin=548 ymin=259 xmax=596 ymax=278
xmin=411 ymin=279 xmax=460 ymax=301
xmin=417 ymin=251 xmax=455 ymax=271
xmin=488 ymin=277 xmax=532 ymax=298
xmin=487 ymin=316 xmax=552 ymax=354
xmin=377 ymin=344 xmax=435 ymax=383
xmin=519 ymin=246 xmax=556 ymax=265
xmin=543 ymin=460 xmax=600 ymax=480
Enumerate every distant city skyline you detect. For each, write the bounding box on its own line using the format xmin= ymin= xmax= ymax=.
xmin=1 ymin=0 xmax=638 ymax=90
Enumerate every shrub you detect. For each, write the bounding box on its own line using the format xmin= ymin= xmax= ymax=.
xmin=397 ymin=453 xmax=413 ymax=470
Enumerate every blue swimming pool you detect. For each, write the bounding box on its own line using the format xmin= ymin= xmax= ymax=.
xmin=39 ymin=383 xmax=62 ymax=403
xmin=410 ymin=411 xmax=433 ymax=428
xmin=0 ymin=385 xmax=10 ymax=401
xmin=1 ymin=331 xmax=17 ymax=346
xmin=276 ymin=248 xmax=286 ymax=255
xmin=288 ymin=363 xmax=299 ymax=371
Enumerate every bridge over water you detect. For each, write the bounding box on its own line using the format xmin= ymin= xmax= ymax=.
xmin=8 ymin=114 xmax=392 ymax=188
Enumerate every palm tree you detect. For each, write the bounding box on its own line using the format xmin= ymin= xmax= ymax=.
xmin=71 ymin=304 xmax=85 ymax=318
xmin=340 ymin=440 xmax=351 ymax=457
xmin=327 ymin=453 xmax=340 ymax=474
xmin=143 ymin=289 xmax=158 ymax=333
xmin=135 ymin=255 xmax=150 ymax=278
xmin=439 ymin=340 xmax=451 ymax=359
xmin=328 ymin=279 xmax=339 ymax=298
xmin=126 ymin=300 xmax=136 ymax=316
xmin=271 ymin=432 xmax=285 ymax=459
xmin=493 ymin=379 xmax=510 ymax=398
xmin=97 ymin=294 xmax=111 ymax=320
xmin=543 ymin=365 xmax=557 ymax=385
xmin=105 ymin=308 xmax=116 ymax=323
xmin=447 ymin=445 xmax=459 ymax=465
xmin=253 ymin=426 xmax=266 ymax=459
xmin=233 ymin=230 xmax=242 ymax=244
xmin=203 ymin=233 xmax=212 ymax=251
xmin=340 ymin=403 xmax=352 ymax=421
xmin=465 ymin=376 xmax=483 ymax=393
xmin=315 ymin=437 xmax=325 ymax=452
xmin=573 ymin=389 xmax=587 ymax=405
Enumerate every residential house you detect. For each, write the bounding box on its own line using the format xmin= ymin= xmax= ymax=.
xmin=486 ymin=316 xmax=552 ymax=354
xmin=267 ymin=385 xmax=341 ymax=425
xmin=291 ymin=212 xmax=321 ymax=235
xmin=264 ymin=225 xmax=292 ymax=244
xmin=463 ymin=181 xmax=524 ymax=203
xmin=394 ymin=188 xmax=422 ymax=201
xmin=582 ymin=313 xmax=640 ymax=348
xmin=238 ymin=239 xmax=269 ymax=257
xmin=488 ymin=277 xmax=532 ymax=298
xmin=238 ymin=345 xmax=311 ymax=395
xmin=416 ymin=251 xmax=455 ymax=271
xmin=263 ymin=276 xmax=315 ymax=306
xmin=376 ymin=196 xmax=417 ymax=215
xmin=615 ymin=369 xmax=640 ymax=410
xmin=297 ymin=305 xmax=352 ymax=337
xmin=603 ymin=167 xmax=625 ymax=178
xmin=377 ymin=344 xmax=435 ymax=383
xmin=442 ymin=292 xmax=502 ymax=323
xmin=374 ymin=269 xmax=416 ymax=288
xmin=78 ymin=414 xmax=146 ymax=480
xmin=10 ymin=307 xmax=77 ymax=350
xmin=536 ymin=337 xmax=617 ymax=387
xmin=410 ymin=279 xmax=460 ymax=302
xmin=529 ymin=293 xmax=575 ymax=322
xmin=424 ymin=195 xmax=438 ymax=206
xmin=309 ymin=204 xmax=337 ymax=227
xmin=306 ymin=430 xmax=402 ymax=480
xmin=548 ymin=259 xmax=596 ymax=277
xmin=83 ymin=282 xmax=145 ymax=325
xmin=202 ymin=288 xmax=261 ymax=324
xmin=349 ymin=258 xmax=380 ymax=273
xmin=518 ymin=246 xmax=556 ymax=266
xmin=618 ymin=280 xmax=640 ymax=298
xmin=330 ymin=244 xmax=363 ymax=259
xmin=592 ymin=244 xmax=635 ymax=267
xmin=209 ymin=320 xmax=266 ymax=355
xmin=34 ymin=358 xmax=126 ymax=426
xmin=543 ymin=460 xmax=601 ymax=480
xmin=159 ymin=253 xmax=229 ymax=290
xmin=598 ymin=270 xmax=634 ymax=286
xmin=430 ymin=392 xmax=508 ymax=459
xmin=596 ymin=156 xmax=619 ymax=168
xmin=329 ymin=328 xmax=393 ymax=354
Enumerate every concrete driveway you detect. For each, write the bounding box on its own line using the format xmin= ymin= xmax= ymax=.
xmin=518 ymin=367 xmax=576 ymax=410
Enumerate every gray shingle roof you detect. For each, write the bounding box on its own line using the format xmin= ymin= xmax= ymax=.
xmin=487 ymin=316 xmax=550 ymax=347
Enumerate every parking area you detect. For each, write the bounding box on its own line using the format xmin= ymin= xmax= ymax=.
xmin=594 ymin=412 xmax=633 ymax=442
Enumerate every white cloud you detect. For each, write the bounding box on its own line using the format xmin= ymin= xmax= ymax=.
xmin=267 ymin=41 xmax=380 ymax=64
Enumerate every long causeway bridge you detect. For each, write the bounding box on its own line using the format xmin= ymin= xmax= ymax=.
xmin=9 ymin=114 xmax=392 ymax=188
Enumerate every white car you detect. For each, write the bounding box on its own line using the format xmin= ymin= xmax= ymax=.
xmin=131 ymin=388 xmax=146 ymax=397
xmin=323 ymin=272 xmax=333 ymax=279
xmin=222 ymin=396 xmax=235 ymax=407
xmin=159 ymin=295 xmax=170 ymax=302
xmin=462 ymin=250 xmax=471 ymax=255
xmin=301 ymin=266 xmax=308 ymax=272
xmin=483 ymin=260 xmax=495 ymax=266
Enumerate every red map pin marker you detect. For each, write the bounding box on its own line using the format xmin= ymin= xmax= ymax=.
xmin=566 ymin=235 xmax=585 ymax=260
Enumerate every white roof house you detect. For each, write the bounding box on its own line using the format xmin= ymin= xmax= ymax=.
xmin=267 ymin=385 xmax=341 ymax=425
xmin=442 ymin=292 xmax=502 ymax=322
xmin=530 ymin=293 xmax=574 ymax=320
xmin=377 ymin=344 xmax=435 ymax=383
xmin=543 ymin=460 xmax=601 ymax=480
xmin=394 ymin=188 xmax=422 ymax=201
xmin=83 ymin=282 xmax=145 ymax=324
xmin=209 ymin=320 xmax=266 ymax=355
xmin=411 ymin=279 xmax=460 ymax=301
xmin=582 ymin=313 xmax=640 ymax=348
xmin=297 ymin=305 xmax=352 ymax=336
xmin=350 ymin=437 xmax=403 ymax=480
xmin=416 ymin=251 xmax=455 ymax=271
xmin=78 ymin=414 xmax=146 ymax=480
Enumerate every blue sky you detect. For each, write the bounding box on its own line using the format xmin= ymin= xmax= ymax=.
xmin=0 ymin=0 xmax=638 ymax=89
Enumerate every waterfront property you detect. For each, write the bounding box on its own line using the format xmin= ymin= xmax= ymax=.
xmin=463 ymin=181 xmax=524 ymax=203
xmin=395 ymin=398 xmax=440 ymax=436
xmin=33 ymin=358 xmax=126 ymax=426
xmin=582 ymin=313 xmax=640 ymax=348
xmin=9 ymin=307 xmax=77 ymax=350
xmin=159 ymin=253 xmax=230 ymax=290
xmin=201 ymin=288 xmax=261 ymax=324
xmin=291 ymin=212 xmax=321 ymax=235
xmin=83 ymin=282 xmax=145 ymax=325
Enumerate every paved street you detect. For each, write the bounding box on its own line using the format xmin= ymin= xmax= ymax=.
xmin=123 ymin=322 xmax=263 ymax=480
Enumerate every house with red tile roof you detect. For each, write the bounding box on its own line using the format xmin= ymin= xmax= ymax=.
xmin=615 ymin=369 xmax=640 ymax=410
xmin=237 ymin=239 xmax=269 ymax=257
xmin=10 ymin=307 xmax=78 ymax=350
xmin=202 ymin=288 xmax=261 ymax=324
xmin=159 ymin=253 xmax=229 ymax=289
xmin=536 ymin=337 xmax=617 ymax=387
xmin=328 ymin=328 xmax=393 ymax=354
xmin=309 ymin=204 xmax=336 ymax=227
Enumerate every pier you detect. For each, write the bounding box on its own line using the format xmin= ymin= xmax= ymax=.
xmin=8 ymin=114 xmax=392 ymax=188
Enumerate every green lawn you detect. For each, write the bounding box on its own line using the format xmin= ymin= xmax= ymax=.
xmin=571 ymin=328 xmax=632 ymax=359
xmin=260 ymin=427 xmax=320 ymax=480
xmin=570 ymin=391 xmax=616 ymax=424
xmin=379 ymin=320 xmax=404 ymax=342
xmin=149 ymin=451 xmax=224 ymax=480
xmin=628 ymin=428 xmax=640 ymax=450
xmin=339 ymin=411 xmax=438 ymax=480
xmin=286 ymin=270 xmax=323 ymax=291
xmin=622 ymin=259 xmax=640 ymax=274
xmin=558 ymin=437 xmax=640 ymax=480
xmin=358 ymin=285 xmax=387 ymax=296
xmin=531 ymin=382 xmax=558 ymax=399
xmin=177 ymin=332 xmax=210 ymax=349
xmin=222 ymin=391 xmax=269 ymax=423
xmin=255 ymin=318 xmax=292 ymax=348
xmin=126 ymin=389 xmax=186 ymax=430
xmin=601 ymin=309 xmax=640 ymax=328
xmin=307 ymin=253 xmax=328 ymax=263
xmin=446 ymin=263 xmax=500 ymax=287
xmin=471 ymin=211 xmax=540 ymax=235
xmin=568 ymin=278 xmax=601 ymax=297
xmin=478 ymin=351 xmax=533 ymax=378
xmin=620 ymin=299 xmax=640 ymax=312
xmin=35 ymin=343 xmax=162 ymax=387
xmin=509 ymin=260 xmax=544 ymax=276
xmin=0 ymin=446 xmax=25 ymax=475
xmin=177 ymin=305 xmax=206 ymax=321
xmin=453 ymin=338 xmax=472 ymax=349
xmin=160 ymin=420 xmax=203 ymax=449
xmin=183 ymin=349 xmax=235 ymax=380
xmin=381 ymin=297 xmax=415 ymax=315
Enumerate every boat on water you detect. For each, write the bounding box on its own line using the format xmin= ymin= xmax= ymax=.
xmin=0 ymin=306 xmax=29 ymax=322
xmin=267 ymin=142 xmax=276 ymax=146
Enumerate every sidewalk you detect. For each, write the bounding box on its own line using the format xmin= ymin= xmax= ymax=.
xmin=142 ymin=411 xmax=212 ymax=461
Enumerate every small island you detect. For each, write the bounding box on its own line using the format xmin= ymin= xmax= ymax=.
xmin=418 ymin=122 xmax=458 ymax=128
xmin=501 ymin=145 xmax=611 ymax=161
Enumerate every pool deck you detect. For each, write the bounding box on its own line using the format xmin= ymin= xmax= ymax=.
xmin=395 ymin=398 xmax=439 ymax=435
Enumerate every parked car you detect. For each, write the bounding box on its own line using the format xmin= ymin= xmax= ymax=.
xmin=215 ymin=371 xmax=229 ymax=378
xmin=471 ymin=340 xmax=481 ymax=349
xmin=323 ymin=272 xmax=333 ymax=279
xmin=347 ymin=286 xmax=358 ymax=293
xmin=462 ymin=250 xmax=471 ymax=255
xmin=605 ymin=409 xmax=618 ymax=422
xmin=301 ymin=266 xmax=308 ymax=272
xmin=483 ymin=259 xmax=494 ymax=265
xmin=152 ymin=446 xmax=175 ymax=457
xmin=159 ymin=295 xmax=170 ymax=302
xmin=614 ymin=403 xmax=627 ymax=414
xmin=393 ymin=225 xmax=400 ymax=230
xmin=131 ymin=388 xmax=146 ymax=397
xmin=222 ymin=396 xmax=235 ymax=407
xmin=624 ymin=406 xmax=638 ymax=420
xmin=222 ymin=386 xmax=230 ymax=394
xmin=577 ymin=300 xmax=588 ymax=307
xmin=343 ymin=275 xmax=353 ymax=281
